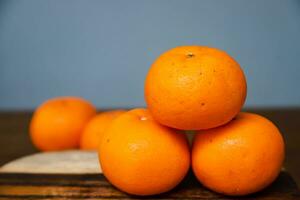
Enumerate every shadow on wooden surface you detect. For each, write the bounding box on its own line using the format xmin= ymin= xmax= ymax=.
xmin=0 ymin=171 xmax=299 ymax=199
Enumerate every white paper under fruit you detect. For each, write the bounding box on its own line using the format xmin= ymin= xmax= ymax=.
xmin=0 ymin=150 xmax=102 ymax=174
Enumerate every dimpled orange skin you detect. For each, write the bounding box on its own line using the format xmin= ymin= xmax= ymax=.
xmin=30 ymin=97 xmax=96 ymax=151
xmin=80 ymin=110 xmax=126 ymax=150
xmin=145 ymin=46 xmax=247 ymax=130
xmin=98 ymin=108 xmax=190 ymax=196
xmin=192 ymin=112 xmax=285 ymax=196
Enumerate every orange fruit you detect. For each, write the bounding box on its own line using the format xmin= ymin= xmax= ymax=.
xmin=145 ymin=46 xmax=247 ymax=130
xmin=80 ymin=110 xmax=126 ymax=150
xmin=30 ymin=97 xmax=96 ymax=151
xmin=98 ymin=108 xmax=190 ymax=196
xmin=192 ymin=112 xmax=285 ymax=196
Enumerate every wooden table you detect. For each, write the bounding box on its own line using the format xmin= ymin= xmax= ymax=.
xmin=0 ymin=109 xmax=299 ymax=199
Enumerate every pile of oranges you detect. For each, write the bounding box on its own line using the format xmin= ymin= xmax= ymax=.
xmin=29 ymin=46 xmax=285 ymax=197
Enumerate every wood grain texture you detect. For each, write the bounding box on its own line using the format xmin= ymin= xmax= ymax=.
xmin=0 ymin=171 xmax=299 ymax=200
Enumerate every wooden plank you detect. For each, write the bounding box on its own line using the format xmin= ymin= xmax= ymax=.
xmin=0 ymin=171 xmax=299 ymax=199
xmin=0 ymin=110 xmax=299 ymax=199
xmin=1 ymin=109 xmax=300 ymax=185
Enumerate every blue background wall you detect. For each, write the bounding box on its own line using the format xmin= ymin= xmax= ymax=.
xmin=1 ymin=0 xmax=300 ymax=110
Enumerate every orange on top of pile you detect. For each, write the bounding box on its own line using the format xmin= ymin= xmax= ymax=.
xmin=145 ymin=46 xmax=247 ymax=130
